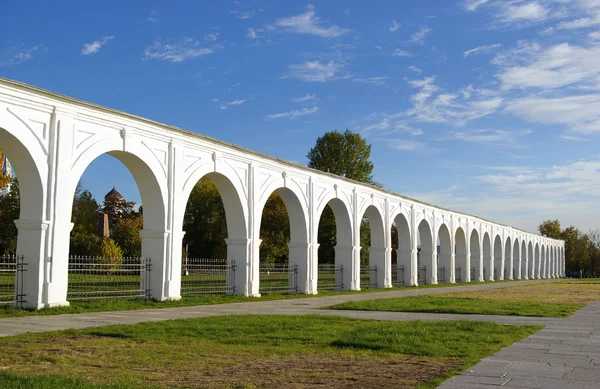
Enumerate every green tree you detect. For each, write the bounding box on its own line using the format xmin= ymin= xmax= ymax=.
xmin=307 ymin=129 xmax=376 ymax=184
xmin=539 ymin=219 xmax=562 ymax=239
xmin=112 ymin=216 xmax=143 ymax=258
xmin=72 ymin=184 xmax=100 ymax=235
xmin=98 ymin=238 xmax=124 ymax=278
xmin=0 ymin=179 xmax=19 ymax=255
xmin=103 ymin=191 xmax=137 ymax=231
xmin=70 ymin=232 xmax=100 ymax=256
xmin=259 ymin=192 xmax=290 ymax=265
xmin=308 ymin=130 xmax=378 ymax=264
xmin=183 ymin=176 xmax=227 ymax=259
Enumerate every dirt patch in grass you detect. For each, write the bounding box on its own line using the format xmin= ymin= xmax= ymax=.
xmin=0 ymin=335 xmax=458 ymax=389
xmin=506 ymin=282 xmax=600 ymax=294
xmin=439 ymin=289 xmax=600 ymax=304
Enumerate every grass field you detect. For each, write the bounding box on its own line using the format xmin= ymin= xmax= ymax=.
xmin=0 ymin=315 xmax=541 ymax=389
xmin=327 ymin=279 xmax=600 ymax=317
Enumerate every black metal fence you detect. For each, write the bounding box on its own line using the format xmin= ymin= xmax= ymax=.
xmin=391 ymin=264 xmax=405 ymax=287
xmin=360 ymin=265 xmax=377 ymax=289
xmin=437 ymin=266 xmax=446 ymax=283
xmin=455 ymin=266 xmax=462 ymax=282
xmin=181 ymin=258 xmax=235 ymax=295
xmin=0 ymin=255 xmax=26 ymax=307
xmin=259 ymin=263 xmax=298 ymax=294
xmin=417 ymin=265 xmax=426 ymax=284
xmin=67 ymin=256 xmax=151 ymax=300
xmin=317 ymin=264 xmax=344 ymax=291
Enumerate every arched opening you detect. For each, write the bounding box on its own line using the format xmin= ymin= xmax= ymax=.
xmin=454 ymin=227 xmax=467 ymax=282
xmin=470 ymin=229 xmax=481 ymax=282
xmin=417 ymin=219 xmax=434 ymax=284
xmin=437 ymin=224 xmax=452 ymax=283
xmin=317 ymin=198 xmax=352 ymax=291
xmin=180 ymin=172 xmax=247 ymax=296
xmin=504 ymin=237 xmax=512 ymax=280
xmin=512 ymin=239 xmax=520 ymax=280
xmin=0 ymin=126 xmax=45 ymax=308
xmin=540 ymin=245 xmax=546 ymax=279
xmin=521 ymin=241 xmax=528 ymax=279
xmin=528 ymin=242 xmax=534 ymax=279
xmin=257 ymin=187 xmax=307 ymax=294
xmin=359 ymin=205 xmax=386 ymax=289
xmin=483 ymin=232 xmax=492 ymax=281
xmin=534 ymin=243 xmax=540 ymax=279
xmin=492 ymin=235 xmax=502 ymax=281
xmin=68 ymin=151 xmax=166 ymax=301
xmin=392 ymin=213 xmax=411 ymax=287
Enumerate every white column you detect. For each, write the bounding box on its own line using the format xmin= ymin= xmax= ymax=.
xmin=225 ymin=237 xmax=254 ymax=296
xmin=334 ymin=245 xmax=359 ymax=291
xmin=410 ymin=205 xmax=419 ymax=286
xmin=289 ymin=241 xmax=310 ymax=293
xmin=397 ymin=249 xmax=414 ymax=286
xmin=14 ymin=220 xmax=49 ymax=309
xmin=369 ymin=246 xmax=389 ymax=288
xmin=139 ymin=229 xmax=168 ymax=300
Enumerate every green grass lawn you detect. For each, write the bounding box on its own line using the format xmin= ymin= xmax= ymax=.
xmin=327 ymin=295 xmax=583 ymax=317
xmin=0 ymin=315 xmax=541 ymax=389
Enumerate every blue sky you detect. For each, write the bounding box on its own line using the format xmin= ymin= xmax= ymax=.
xmin=1 ymin=0 xmax=599 ymax=233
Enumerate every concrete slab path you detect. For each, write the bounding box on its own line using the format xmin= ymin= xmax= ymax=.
xmin=437 ymin=300 xmax=600 ymax=389
xmin=0 ymin=279 xmax=556 ymax=337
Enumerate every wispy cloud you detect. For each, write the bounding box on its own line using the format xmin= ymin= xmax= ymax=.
xmin=292 ymin=93 xmax=316 ymax=103
xmin=351 ymin=76 xmax=389 ymax=86
xmin=265 ymin=106 xmax=319 ymax=120
xmin=407 ymin=65 xmax=423 ymax=73
xmin=410 ymin=26 xmax=433 ymax=44
xmin=284 ymin=60 xmax=347 ymax=82
xmin=147 ymin=10 xmax=160 ymax=23
xmin=81 ymin=36 xmax=114 ymax=55
xmin=392 ymin=49 xmax=412 ymax=57
xmin=385 ymin=139 xmax=426 ymax=151
xmin=389 ymin=20 xmax=401 ymax=32
xmin=273 ymin=5 xmax=349 ymax=38
xmin=447 ymin=128 xmax=532 ymax=146
xmin=204 ymin=32 xmax=219 ymax=41
xmin=560 ymin=135 xmax=587 ymax=141
xmin=218 ymin=98 xmax=249 ymax=110
xmin=463 ymin=43 xmax=502 ymax=57
xmin=0 ymin=42 xmax=44 ymax=66
xmin=464 ymin=0 xmax=490 ymax=12
xmin=143 ymin=37 xmax=213 ymax=63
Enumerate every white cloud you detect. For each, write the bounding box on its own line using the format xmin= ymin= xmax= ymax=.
xmin=463 ymin=43 xmax=502 ymax=57
xmin=265 ymin=106 xmax=319 ymax=120
xmin=292 ymin=93 xmax=316 ymax=103
xmin=448 ymin=128 xmax=533 ymax=145
xmin=362 ymin=118 xmax=423 ymax=137
xmin=407 ymin=65 xmax=423 ymax=73
xmin=285 ymin=60 xmax=346 ymax=82
xmin=0 ymin=43 xmax=43 ymax=66
xmin=389 ymin=20 xmax=401 ymax=32
xmin=591 ymin=30 xmax=600 ymax=39
xmin=247 ymin=28 xmax=262 ymax=39
xmin=392 ymin=49 xmax=412 ymax=57
xmin=204 ymin=33 xmax=219 ymax=41
xmin=351 ymin=76 xmax=389 ymax=86
xmin=385 ymin=139 xmax=426 ymax=151
xmin=273 ymin=6 xmax=349 ymax=38
xmin=500 ymin=2 xmax=550 ymax=22
xmin=228 ymin=99 xmax=246 ymax=105
xmin=410 ymin=26 xmax=433 ymax=44
xmin=147 ymin=10 xmax=160 ymax=23
xmin=464 ymin=0 xmax=491 ymax=11
xmin=81 ymin=36 xmax=114 ymax=55
xmin=143 ymin=37 xmax=213 ymax=63
xmin=560 ymin=135 xmax=587 ymax=141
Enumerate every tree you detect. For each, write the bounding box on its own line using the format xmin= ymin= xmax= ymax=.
xmin=0 ymin=179 xmax=19 ymax=254
xmin=103 ymin=191 xmax=137 ymax=231
xmin=259 ymin=192 xmax=290 ymax=265
xmin=539 ymin=219 xmax=562 ymax=239
xmin=183 ymin=177 xmax=227 ymax=259
xmin=0 ymin=150 xmax=12 ymax=191
xmin=307 ymin=129 xmax=376 ymax=184
xmin=112 ymin=216 xmax=143 ymax=258
xmin=98 ymin=238 xmax=124 ymax=278
xmin=72 ymin=185 xmax=100 ymax=235
xmin=308 ymin=130 xmax=378 ymax=264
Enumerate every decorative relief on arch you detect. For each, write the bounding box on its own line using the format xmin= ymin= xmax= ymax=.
xmin=289 ymin=177 xmax=309 ymax=206
xmin=141 ymin=139 xmax=169 ymax=179
xmin=6 ymin=106 xmax=49 ymax=155
xmin=223 ymin=158 xmax=249 ymax=199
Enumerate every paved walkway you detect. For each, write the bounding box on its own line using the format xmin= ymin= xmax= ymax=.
xmin=0 ymin=279 xmax=555 ymax=337
xmin=438 ymin=300 xmax=600 ymax=389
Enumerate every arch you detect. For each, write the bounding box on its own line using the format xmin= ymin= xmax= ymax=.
xmin=470 ymin=229 xmax=482 ymax=282
xmin=360 ymin=205 xmax=387 ymax=288
xmin=504 ymin=236 xmax=512 ymax=280
xmin=512 ymin=238 xmax=520 ymax=280
xmin=528 ymin=241 xmax=534 ymax=279
xmin=317 ymin=197 xmax=353 ymax=290
xmin=418 ymin=219 xmax=434 ymax=284
xmin=541 ymin=245 xmax=546 ymax=279
xmin=454 ymin=227 xmax=467 ymax=282
xmin=521 ymin=240 xmax=527 ymax=279
xmin=437 ymin=223 xmax=452 ymax=283
xmin=491 ymin=234 xmax=502 ymax=281
xmin=534 ymin=243 xmax=540 ymax=279
xmin=483 ymin=232 xmax=492 ymax=281
xmin=393 ymin=212 xmax=412 ymax=286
